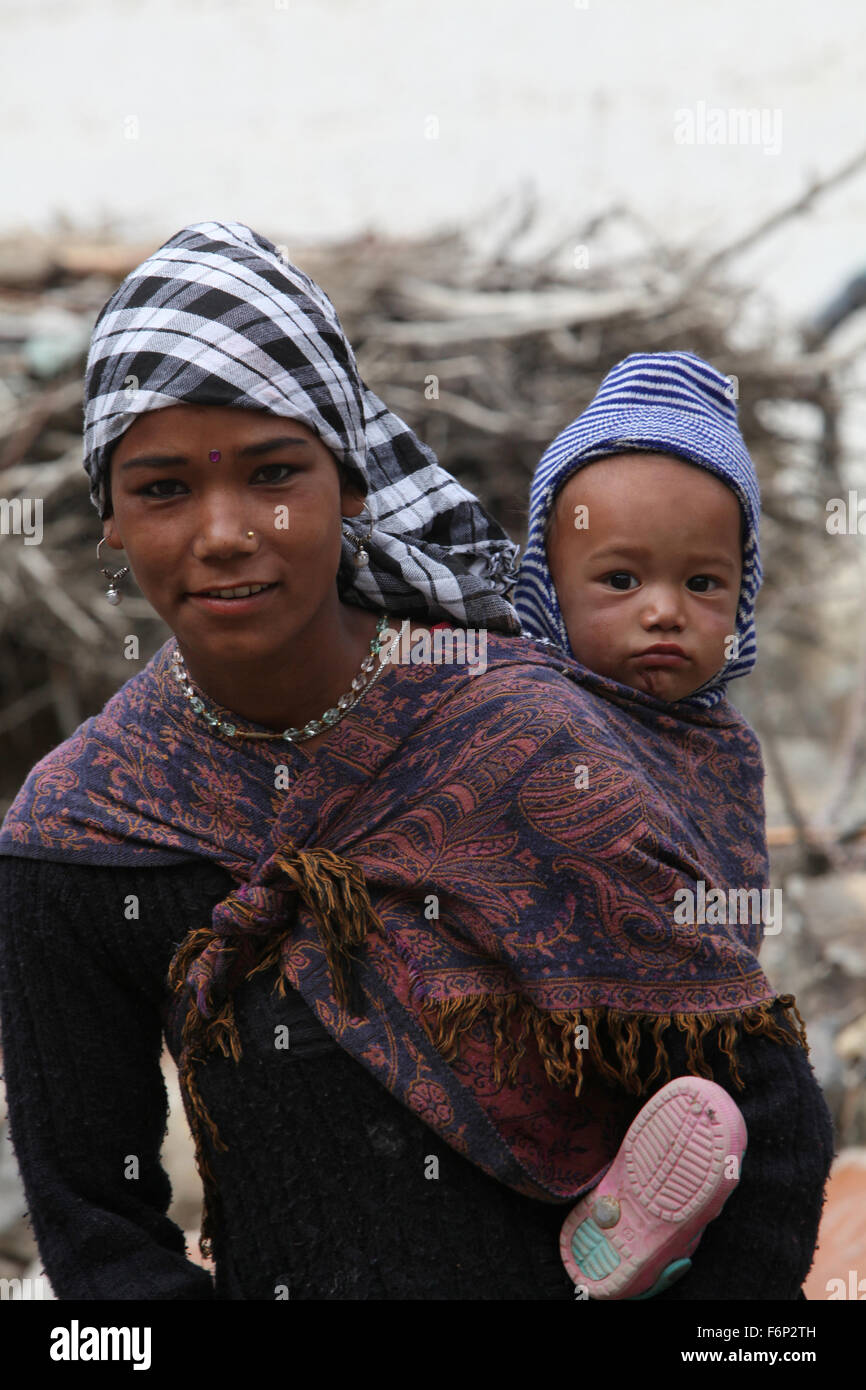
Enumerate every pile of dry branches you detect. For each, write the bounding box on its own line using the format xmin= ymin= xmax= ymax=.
xmin=2 ymin=154 xmax=866 ymax=852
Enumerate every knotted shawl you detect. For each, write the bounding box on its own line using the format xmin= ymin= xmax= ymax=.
xmin=0 ymin=630 xmax=806 ymax=1255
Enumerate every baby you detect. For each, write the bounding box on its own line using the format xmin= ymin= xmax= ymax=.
xmin=514 ymin=352 xmax=797 ymax=1302
xmin=517 ymin=350 xmax=761 ymax=710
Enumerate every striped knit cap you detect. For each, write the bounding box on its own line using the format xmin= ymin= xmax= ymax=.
xmin=514 ymin=351 xmax=762 ymax=708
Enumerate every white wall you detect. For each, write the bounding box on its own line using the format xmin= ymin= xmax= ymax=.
xmin=2 ymin=0 xmax=865 ymax=318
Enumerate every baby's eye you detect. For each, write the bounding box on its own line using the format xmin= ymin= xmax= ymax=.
xmin=603 ymin=572 xmax=639 ymax=591
xmin=687 ymin=575 xmax=720 ymax=593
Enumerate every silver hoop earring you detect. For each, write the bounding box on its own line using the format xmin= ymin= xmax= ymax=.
xmin=341 ymin=502 xmax=373 ymax=569
xmin=96 ymin=537 xmax=131 ymax=605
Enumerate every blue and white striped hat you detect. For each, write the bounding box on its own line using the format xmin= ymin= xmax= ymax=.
xmin=514 ymin=351 xmax=762 ymax=708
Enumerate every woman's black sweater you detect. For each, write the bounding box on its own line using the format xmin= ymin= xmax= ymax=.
xmin=0 ymin=854 xmax=835 ymax=1300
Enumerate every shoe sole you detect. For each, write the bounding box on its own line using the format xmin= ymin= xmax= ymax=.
xmin=559 ymin=1077 xmax=747 ymax=1299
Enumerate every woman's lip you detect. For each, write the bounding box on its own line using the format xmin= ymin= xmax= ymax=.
xmin=185 ymin=583 xmax=279 ymax=613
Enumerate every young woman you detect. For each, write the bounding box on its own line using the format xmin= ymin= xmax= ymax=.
xmin=0 ymin=223 xmax=831 ymax=1300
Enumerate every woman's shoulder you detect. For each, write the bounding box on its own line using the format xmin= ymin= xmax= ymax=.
xmin=419 ymin=628 xmax=597 ymax=716
xmin=394 ymin=624 xmax=577 ymax=690
xmin=0 ymin=645 xmax=174 ymax=848
xmin=375 ymin=627 xmax=609 ymax=765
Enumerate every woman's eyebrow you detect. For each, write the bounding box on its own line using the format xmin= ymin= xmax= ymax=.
xmin=237 ymin=436 xmax=315 ymax=458
xmin=119 ymin=453 xmax=188 ymax=471
xmin=119 ymin=437 xmax=314 ymax=471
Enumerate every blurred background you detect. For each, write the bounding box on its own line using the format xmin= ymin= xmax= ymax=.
xmin=1 ymin=0 xmax=865 ymax=1300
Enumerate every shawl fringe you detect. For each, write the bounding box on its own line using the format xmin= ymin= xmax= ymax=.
xmin=173 ymin=964 xmax=808 ymax=1260
xmin=167 ymin=844 xmax=808 ymax=1260
xmin=416 ymin=991 xmax=810 ymax=1100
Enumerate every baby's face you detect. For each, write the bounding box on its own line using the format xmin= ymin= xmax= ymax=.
xmin=545 ymin=453 xmax=742 ymax=702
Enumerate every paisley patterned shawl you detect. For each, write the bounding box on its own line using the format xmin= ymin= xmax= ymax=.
xmin=0 ymin=629 xmax=805 ymax=1253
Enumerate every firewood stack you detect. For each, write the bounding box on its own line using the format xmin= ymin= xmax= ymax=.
xmin=1 ymin=173 xmax=865 ymax=870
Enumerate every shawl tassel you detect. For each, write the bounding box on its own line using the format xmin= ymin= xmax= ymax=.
xmin=167 ymin=846 xmax=384 ymax=1259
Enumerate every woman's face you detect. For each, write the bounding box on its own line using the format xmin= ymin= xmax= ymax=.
xmin=103 ymin=403 xmax=366 ymax=664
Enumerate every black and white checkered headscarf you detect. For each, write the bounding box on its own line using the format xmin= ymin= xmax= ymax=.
xmin=83 ymin=221 xmax=520 ymax=631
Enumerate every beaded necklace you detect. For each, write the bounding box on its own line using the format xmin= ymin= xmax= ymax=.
xmin=170 ymin=611 xmax=393 ymax=742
